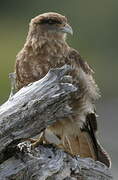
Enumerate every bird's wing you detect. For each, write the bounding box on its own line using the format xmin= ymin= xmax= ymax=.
xmin=68 ymin=48 xmax=94 ymax=75
xmin=67 ymin=49 xmax=111 ymax=167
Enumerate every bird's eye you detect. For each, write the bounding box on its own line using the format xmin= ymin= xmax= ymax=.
xmin=47 ymin=19 xmax=56 ymax=25
xmin=39 ymin=18 xmax=62 ymax=25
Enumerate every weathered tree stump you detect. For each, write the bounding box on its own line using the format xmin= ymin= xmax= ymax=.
xmin=0 ymin=65 xmax=113 ymax=180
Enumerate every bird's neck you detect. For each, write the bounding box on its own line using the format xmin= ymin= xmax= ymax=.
xmin=25 ymin=33 xmax=70 ymax=56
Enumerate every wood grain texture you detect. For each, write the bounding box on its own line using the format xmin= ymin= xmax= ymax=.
xmin=0 ymin=145 xmax=113 ymax=180
xmin=0 ymin=65 xmax=113 ymax=179
xmin=0 ymin=65 xmax=76 ymax=162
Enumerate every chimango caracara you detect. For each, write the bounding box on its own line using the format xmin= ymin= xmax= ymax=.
xmin=15 ymin=12 xmax=111 ymax=167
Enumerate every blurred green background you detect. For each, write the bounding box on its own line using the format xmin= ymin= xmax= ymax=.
xmin=0 ymin=0 xmax=117 ymax=177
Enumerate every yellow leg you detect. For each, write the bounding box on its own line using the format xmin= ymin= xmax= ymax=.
xmin=29 ymin=130 xmax=63 ymax=149
xmin=22 ymin=132 xmax=45 ymax=148
xmin=31 ymin=132 xmax=45 ymax=148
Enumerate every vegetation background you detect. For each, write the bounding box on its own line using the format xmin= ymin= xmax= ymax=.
xmin=0 ymin=0 xmax=117 ymax=178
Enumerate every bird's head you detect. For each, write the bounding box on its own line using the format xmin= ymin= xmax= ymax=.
xmin=29 ymin=12 xmax=73 ymax=42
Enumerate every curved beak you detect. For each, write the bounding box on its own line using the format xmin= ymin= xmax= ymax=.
xmin=60 ymin=24 xmax=73 ymax=35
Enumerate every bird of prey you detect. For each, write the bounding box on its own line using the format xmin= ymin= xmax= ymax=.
xmin=15 ymin=12 xmax=111 ymax=167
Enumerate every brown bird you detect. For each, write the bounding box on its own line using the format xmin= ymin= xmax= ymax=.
xmin=15 ymin=12 xmax=111 ymax=167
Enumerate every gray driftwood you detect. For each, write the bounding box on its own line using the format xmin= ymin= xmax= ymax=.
xmin=0 ymin=65 xmax=113 ymax=180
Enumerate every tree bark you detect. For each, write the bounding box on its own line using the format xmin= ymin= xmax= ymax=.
xmin=0 ymin=65 xmax=113 ymax=180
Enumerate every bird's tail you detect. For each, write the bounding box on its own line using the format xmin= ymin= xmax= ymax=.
xmin=62 ymin=132 xmax=111 ymax=168
xmin=62 ymin=132 xmax=96 ymax=159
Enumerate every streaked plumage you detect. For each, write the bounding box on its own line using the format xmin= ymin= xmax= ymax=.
xmin=15 ymin=12 xmax=110 ymax=167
